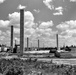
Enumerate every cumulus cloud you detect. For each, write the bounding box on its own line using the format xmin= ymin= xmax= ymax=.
xmin=14 ymin=28 xmax=20 ymax=34
xmin=9 ymin=12 xmax=20 ymax=27
xmin=53 ymin=11 xmax=63 ymax=15
xmin=66 ymin=20 xmax=76 ymax=28
xmin=70 ymin=0 xmax=76 ymax=2
xmin=0 ymin=0 xmax=5 ymax=4
xmin=33 ymin=9 xmax=40 ymax=13
xmin=56 ymin=23 xmax=69 ymax=30
xmin=0 ymin=9 xmax=35 ymax=28
xmin=57 ymin=20 xmax=76 ymax=37
xmin=0 ymin=20 xmax=10 ymax=27
xmin=25 ymin=28 xmax=35 ymax=35
xmin=0 ymin=6 xmax=57 ymax=47
xmin=17 ymin=4 xmax=26 ymax=9
xmin=59 ymin=34 xmax=71 ymax=39
xmin=0 ymin=30 xmax=11 ymax=46
xmin=43 ymin=0 xmax=54 ymax=10
xmin=24 ymin=28 xmax=36 ymax=38
xmin=6 ymin=30 xmax=10 ymax=37
xmin=0 ymin=36 xmax=5 ymax=41
xmin=56 ymin=20 xmax=76 ymax=46
xmin=1 ymin=10 xmax=36 ymax=41
xmin=13 ymin=20 xmax=55 ymax=46
xmin=39 ymin=20 xmax=53 ymax=29
xmin=35 ymin=27 xmax=57 ymax=39
xmin=43 ymin=0 xmax=64 ymax=15
xmin=61 ymin=29 xmax=76 ymax=37
xmin=1 ymin=30 xmax=10 ymax=37
xmin=59 ymin=35 xmax=76 ymax=46
xmin=32 ymin=21 xmax=55 ymax=39
xmin=9 ymin=11 xmax=34 ymax=28
xmin=53 ymin=6 xmax=63 ymax=15
xmin=57 ymin=20 xmax=76 ymax=30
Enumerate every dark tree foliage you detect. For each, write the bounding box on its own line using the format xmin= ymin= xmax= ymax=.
xmin=54 ymin=52 xmax=60 ymax=58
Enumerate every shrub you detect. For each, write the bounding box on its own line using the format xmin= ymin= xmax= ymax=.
xmin=54 ymin=52 xmax=60 ymax=58
xmin=4 ymin=65 xmax=24 ymax=75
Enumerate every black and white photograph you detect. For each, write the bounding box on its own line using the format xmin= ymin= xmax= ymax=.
xmin=0 ymin=0 xmax=76 ymax=75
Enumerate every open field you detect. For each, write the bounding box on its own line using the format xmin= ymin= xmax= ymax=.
xmin=1 ymin=51 xmax=76 ymax=65
xmin=1 ymin=54 xmax=76 ymax=65
xmin=0 ymin=51 xmax=76 ymax=75
xmin=0 ymin=58 xmax=76 ymax=75
xmin=0 ymin=49 xmax=76 ymax=75
xmin=38 ymin=58 xmax=76 ymax=65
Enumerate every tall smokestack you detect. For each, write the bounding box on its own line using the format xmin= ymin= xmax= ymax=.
xmin=11 ymin=25 xmax=13 ymax=52
xmin=15 ymin=40 xmax=16 ymax=45
xmin=38 ymin=39 xmax=39 ymax=50
xmin=56 ymin=34 xmax=59 ymax=50
xmin=20 ymin=9 xmax=24 ymax=56
xmin=27 ymin=37 xmax=29 ymax=50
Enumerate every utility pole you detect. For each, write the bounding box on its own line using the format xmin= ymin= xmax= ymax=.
xmin=56 ymin=34 xmax=59 ymax=50
xmin=38 ymin=39 xmax=39 ymax=50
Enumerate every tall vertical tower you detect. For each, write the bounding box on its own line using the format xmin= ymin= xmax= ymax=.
xmin=11 ymin=25 xmax=13 ymax=52
xmin=15 ymin=40 xmax=16 ymax=46
xmin=38 ymin=39 xmax=39 ymax=50
xmin=27 ymin=37 xmax=29 ymax=50
xmin=20 ymin=9 xmax=24 ymax=56
xmin=56 ymin=34 xmax=59 ymax=50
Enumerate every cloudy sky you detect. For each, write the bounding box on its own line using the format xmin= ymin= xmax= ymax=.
xmin=0 ymin=0 xmax=76 ymax=47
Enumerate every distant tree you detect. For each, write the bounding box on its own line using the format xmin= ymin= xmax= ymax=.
xmin=0 ymin=44 xmax=1 ymax=47
xmin=65 ymin=46 xmax=71 ymax=51
xmin=71 ymin=45 xmax=74 ymax=48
